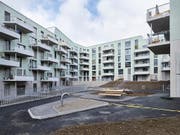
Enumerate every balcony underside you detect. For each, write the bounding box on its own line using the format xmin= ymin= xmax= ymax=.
xmin=148 ymin=41 xmax=170 ymax=54
xmin=147 ymin=15 xmax=169 ymax=33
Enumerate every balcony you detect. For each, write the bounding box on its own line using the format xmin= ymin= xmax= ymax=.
xmin=41 ymin=55 xmax=59 ymax=63
xmin=70 ymin=62 xmax=78 ymax=66
xmin=147 ymin=3 xmax=170 ymax=33
xmin=134 ymin=71 xmax=150 ymax=75
xmin=102 ymin=52 xmax=114 ymax=57
xmin=32 ymin=43 xmax=51 ymax=52
xmin=0 ymin=25 xmax=20 ymax=40
xmin=41 ymin=76 xmax=59 ymax=82
xmin=134 ymin=63 xmax=150 ymax=68
xmin=60 ymin=74 xmax=72 ymax=78
xmin=59 ymin=42 xmax=70 ymax=49
xmin=55 ymin=46 xmax=68 ymax=54
xmin=134 ymin=48 xmax=149 ymax=53
xmin=30 ymin=65 xmax=51 ymax=71
xmin=103 ymin=47 xmax=114 ymax=52
xmin=162 ymin=66 xmax=170 ymax=72
xmin=4 ymin=17 xmax=33 ymax=33
xmin=148 ymin=33 xmax=170 ymax=54
xmin=102 ymin=72 xmax=114 ymax=76
xmin=103 ymin=65 xmax=114 ymax=69
xmin=103 ymin=59 xmax=114 ymax=63
xmin=0 ymin=57 xmax=19 ymax=67
xmin=4 ymin=43 xmax=34 ymax=57
xmin=70 ymin=69 xmax=78 ymax=73
xmin=60 ymin=58 xmax=71 ymax=64
xmin=3 ymin=68 xmax=34 ymax=81
xmin=80 ymin=55 xmax=89 ymax=60
xmin=41 ymin=36 xmax=58 ymax=45
xmin=80 ymin=67 xmax=89 ymax=71
xmin=69 ymin=55 xmax=78 ymax=60
xmin=80 ymin=61 xmax=89 ymax=65
xmin=134 ymin=55 xmax=150 ymax=60
xmin=54 ymin=64 xmax=67 ymax=70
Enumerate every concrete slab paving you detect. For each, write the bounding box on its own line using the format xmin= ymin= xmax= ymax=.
xmin=28 ymin=98 xmax=109 ymax=119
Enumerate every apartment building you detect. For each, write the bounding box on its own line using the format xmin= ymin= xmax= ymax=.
xmin=0 ymin=1 xmax=171 ymax=100
xmin=146 ymin=1 xmax=180 ymax=97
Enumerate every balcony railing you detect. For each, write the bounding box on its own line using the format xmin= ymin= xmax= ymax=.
xmin=4 ymin=17 xmax=34 ymax=33
xmin=0 ymin=25 xmax=20 ymax=40
xmin=3 ymin=68 xmax=34 ymax=81
xmin=147 ymin=3 xmax=170 ymax=21
xmin=4 ymin=43 xmax=34 ymax=57
xmin=0 ymin=57 xmax=19 ymax=67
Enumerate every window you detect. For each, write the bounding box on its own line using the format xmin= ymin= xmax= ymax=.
xmin=135 ymin=39 xmax=138 ymax=46
xmin=4 ymin=11 xmax=10 ymax=21
xmin=125 ymin=41 xmax=131 ymax=48
xmin=125 ymin=62 xmax=131 ymax=67
xmin=125 ymin=55 xmax=131 ymax=61
xmin=17 ymin=84 xmax=25 ymax=96
xmin=125 ymin=49 xmax=131 ymax=55
xmin=154 ymin=67 xmax=158 ymax=73
xmin=4 ymin=84 xmax=10 ymax=97
xmin=92 ymin=48 xmax=96 ymax=53
xmin=98 ymin=47 xmax=101 ymax=52
xmin=118 ymin=63 xmax=121 ymax=68
xmin=118 ymin=43 xmax=121 ymax=48
xmin=154 ymin=59 xmax=158 ymax=66
xmin=118 ymin=49 xmax=121 ymax=55
xmin=33 ymin=83 xmax=37 ymax=93
xmin=118 ymin=56 xmax=121 ymax=62
xmin=118 ymin=69 xmax=123 ymax=75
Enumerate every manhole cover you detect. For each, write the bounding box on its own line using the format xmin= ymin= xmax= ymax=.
xmin=99 ymin=111 xmax=111 ymax=115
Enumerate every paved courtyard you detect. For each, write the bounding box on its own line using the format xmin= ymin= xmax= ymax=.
xmin=0 ymin=89 xmax=180 ymax=135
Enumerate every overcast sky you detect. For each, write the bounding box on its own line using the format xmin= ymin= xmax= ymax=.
xmin=1 ymin=0 xmax=169 ymax=46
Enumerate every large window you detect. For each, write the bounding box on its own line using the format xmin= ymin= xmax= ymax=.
xmin=125 ymin=41 xmax=131 ymax=48
xmin=118 ymin=69 xmax=123 ymax=75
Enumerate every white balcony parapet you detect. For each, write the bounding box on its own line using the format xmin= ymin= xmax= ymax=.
xmin=0 ymin=25 xmax=20 ymax=40
xmin=134 ymin=55 xmax=150 ymax=60
xmin=41 ymin=36 xmax=58 ymax=45
xmin=103 ymin=59 xmax=114 ymax=63
xmin=60 ymin=58 xmax=71 ymax=64
xmin=32 ymin=43 xmax=51 ymax=52
xmin=30 ymin=65 xmax=51 ymax=71
xmin=59 ymin=41 xmax=70 ymax=49
xmin=0 ymin=57 xmax=19 ymax=67
xmin=80 ymin=67 xmax=89 ymax=71
xmin=41 ymin=77 xmax=59 ymax=82
xmin=54 ymin=64 xmax=67 ymax=70
xmin=80 ymin=61 xmax=89 ymax=65
xmin=134 ymin=48 xmax=149 ymax=53
xmin=162 ymin=66 xmax=170 ymax=71
xmin=134 ymin=63 xmax=150 ymax=68
xmin=134 ymin=71 xmax=150 ymax=75
xmin=4 ymin=17 xmax=34 ymax=33
xmin=102 ymin=72 xmax=114 ymax=76
xmin=55 ymin=46 xmax=68 ymax=54
xmin=80 ymin=55 xmax=89 ymax=60
xmin=103 ymin=65 xmax=114 ymax=69
xmin=41 ymin=55 xmax=59 ymax=63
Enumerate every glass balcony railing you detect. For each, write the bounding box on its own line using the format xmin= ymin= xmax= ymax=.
xmin=147 ymin=3 xmax=170 ymax=21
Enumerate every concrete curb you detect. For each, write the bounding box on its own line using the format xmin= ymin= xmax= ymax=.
xmin=28 ymin=99 xmax=109 ymax=120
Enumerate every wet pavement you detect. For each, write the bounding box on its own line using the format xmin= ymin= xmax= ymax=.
xmin=1 ymin=91 xmax=180 ymax=135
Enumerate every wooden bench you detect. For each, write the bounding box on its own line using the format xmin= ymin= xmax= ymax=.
xmin=98 ymin=89 xmax=124 ymax=97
